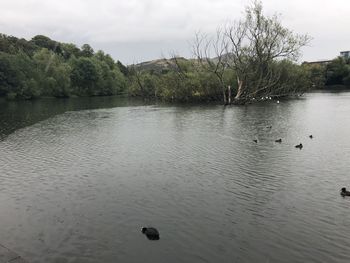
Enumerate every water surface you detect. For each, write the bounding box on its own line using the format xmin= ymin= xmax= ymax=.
xmin=1 ymin=93 xmax=350 ymax=263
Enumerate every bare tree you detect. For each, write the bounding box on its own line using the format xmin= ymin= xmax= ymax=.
xmin=163 ymin=52 xmax=188 ymax=80
xmin=224 ymin=0 xmax=310 ymax=101
xmin=192 ymin=29 xmax=231 ymax=104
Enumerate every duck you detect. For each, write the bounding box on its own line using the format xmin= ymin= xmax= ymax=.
xmin=275 ymin=139 xmax=282 ymax=143
xmin=341 ymin=187 xmax=350 ymax=197
xmin=309 ymin=135 xmax=313 ymax=139
xmin=253 ymin=139 xmax=258 ymax=143
xmin=295 ymin=143 xmax=303 ymax=149
xmin=141 ymin=227 xmax=160 ymax=240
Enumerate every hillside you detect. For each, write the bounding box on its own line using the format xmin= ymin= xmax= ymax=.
xmin=131 ymin=57 xmax=193 ymax=72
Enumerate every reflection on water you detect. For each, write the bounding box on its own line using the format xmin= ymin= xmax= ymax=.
xmin=0 ymin=97 xmax=147 ymax=140
xmin=0 ymin=92 xmax=350 ymax=263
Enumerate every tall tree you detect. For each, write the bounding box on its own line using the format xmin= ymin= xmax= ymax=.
xmin=81 ymin=44 xmax=94 ymax=57
xmin=224 ymin=1 xmax=310 ymax=100
xmin=31 ymin=35 xmax=62 ymax=55
xmin=70 ymin=57 xmax=99 ymax=95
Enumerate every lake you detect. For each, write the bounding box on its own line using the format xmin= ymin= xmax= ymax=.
xmin=1 ymin=92 xmax=350 ymax=263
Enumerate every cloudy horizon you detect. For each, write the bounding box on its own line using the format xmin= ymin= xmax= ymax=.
xmin=1 ymin=0 xmax=349 ymax=64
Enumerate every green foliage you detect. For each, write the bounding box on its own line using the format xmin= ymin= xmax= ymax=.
xmin=343 ymin=74 xmax=350 ymax=86
xmin=127 ymin=59 xmax=226 ymax=101
xmin=21 ymin=78 xmax=40 ymax=99
xmin=117 ymin=60 xmax=129 ymax=76
xmin=277 ymin=60 xmax=311 ymax=94
xmin=61 ymin=43 xmax=81 ymax=60
xmin=1 ymin=31 xmax=349 ymax=103
xmin=31 ymin=35 xmax=62 ymax=55
xmin=325 ymin=57 xmax=350 ymax=86
xmin=94 ymin=56 xmax=126 ymax=95
xmin=0 ymin=33 xmax=127 ymax=100
xmin=0 ymin=34 xmax=38 ymax=55
xmin=81 ymin=44 xmax=94 ymax=57
xmin=0 ymin=52 xmax=18 ymax=96
xmin=303 ymin=63 xmax=326 ymax=89
xmin=0 ymin=51 xmax=39 ymax=99
xmin=71 ymin=57 xmax=99 ymax=95
xmin=32 ymin=48 xmax=70 ymax=97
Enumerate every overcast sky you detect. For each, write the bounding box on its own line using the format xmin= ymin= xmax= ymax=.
xmin=1 ymin=0 xmax=349 ymax=64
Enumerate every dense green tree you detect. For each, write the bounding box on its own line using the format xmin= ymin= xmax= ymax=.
xmin=325 ymin=58 xmax=350 ymax=86
xmin=0 ymin=33 xmax=128 ymax=99
xmin=95 ymin=50 xmax=115 ymax=69
xmin=303 ymin=63 xmax=326 ymax=89
xmin=0 ymin=34 xmax=38 ymax=55
xmin=0 ymin=52 xmax=20 ymax=96
xmin=61 ymin=43 xmax=81 ymax=60
xmin=31 ymin=35 xmax=62 ymax=55
xmin=52 ymin=63 xmax=72 ymax=97
xmin=81 ymin=44 xmax=94 ymax=57
xmin=343 ymin=74 xmax=350 ymax=86
xmin=21 ymin=78 xmax=40 ymax=99
xmin=117 ymin=60 xmax=129 ymax=76
xmin=70 ymin=57 xmax=99 ymax=95
xmin=32 ymin=48 xmax=72 ymax=97
xmin=0 ymin=51 xmax=40 ymax=99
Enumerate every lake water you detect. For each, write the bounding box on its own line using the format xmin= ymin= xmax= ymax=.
xmin=1 ymin=92 xmax=350 ymax=263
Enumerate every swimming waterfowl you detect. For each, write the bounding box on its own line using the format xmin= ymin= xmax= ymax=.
xmin=295 ymin=143 xmax=303 ymax=149
xmin=275 ymin=139 xmax=282 ymax=143
xmin=141 ymin=227 xmax=160 ymax=240
xmin=309 ymin=135 xmax=313 ymax=139
xmin=253 ymin=139 xmax=258 ymax=143
xmin=341 ymin=187 xmax=350 ymax=197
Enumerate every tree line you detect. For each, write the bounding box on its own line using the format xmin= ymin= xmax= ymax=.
xmin=1 ymin=1 xmax=349 ymax=103
xmin=305 ymin=58 xmax=350 ymax=89
xmin=0 ymin=34 xmax=128 ymax=99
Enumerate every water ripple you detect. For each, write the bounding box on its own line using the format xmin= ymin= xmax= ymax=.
xmin=0 ymin=93 xmax=350 ymax=262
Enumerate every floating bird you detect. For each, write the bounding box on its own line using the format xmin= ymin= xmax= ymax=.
xmin=341 ymin=188 xmax=350 ymax=197
xmin=277 ymin=100 xmax=280 ymax=104
xmin=309 ymin=135 xmax=313 ymax=139
xmin=253 ymin=139 xmax=258 ymax=143
xmin=275 ymin=139 xmax=282 ymax=143
xmin=295 ymin=143 xmax=303 ymax=149
xmin=266 ymin=125 xmax=272 ymax=129
xmin=141 ymin=227 xmax=160 ymax=240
